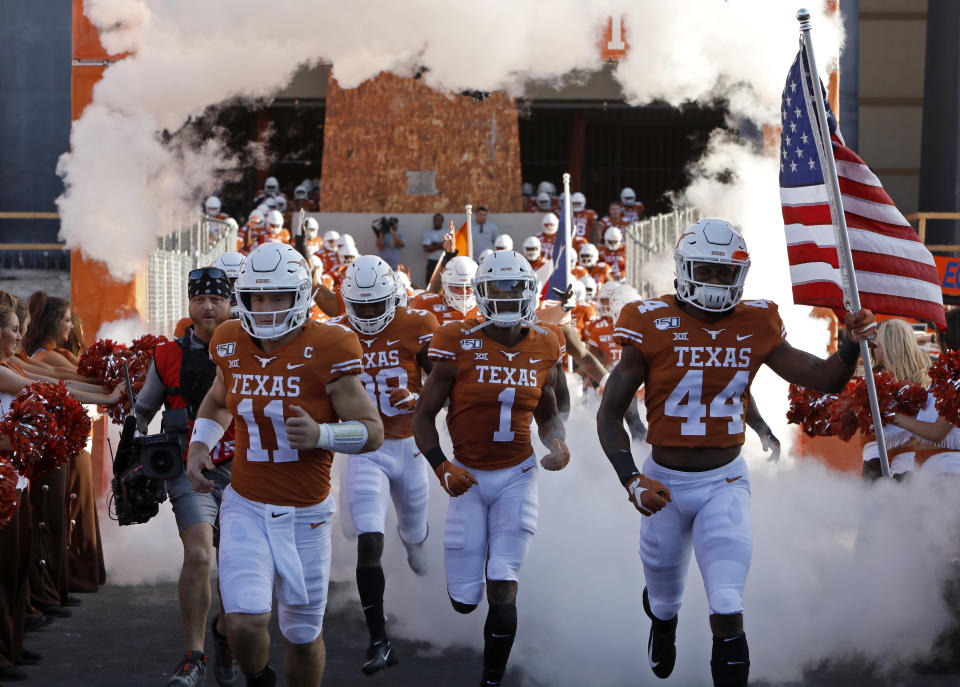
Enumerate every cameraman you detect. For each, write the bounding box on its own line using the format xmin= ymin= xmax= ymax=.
xmin=373 ymin=216 xmax=405 ymax=270
xmin=135 ymin=267 xmax=239 ymax=687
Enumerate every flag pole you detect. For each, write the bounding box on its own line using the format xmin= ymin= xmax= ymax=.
xmin=465 ymin=204 xmax=473 ymax=260
xmin=797 ymin=8 xmax=891 ymax=478
xmin=562 ymin=173 xmax=574 ymax=373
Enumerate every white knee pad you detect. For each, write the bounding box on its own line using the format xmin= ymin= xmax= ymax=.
xmin=279 ymin=603 xmax=324 ymax=644
xmin=393 ymin=446 xmax=430 ymax=545
xmin=348 ymin=454 xmax=390 ymax=535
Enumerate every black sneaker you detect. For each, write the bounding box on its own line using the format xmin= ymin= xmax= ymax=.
xmin=643 ymin=587 xmax=678 ymax=679
xmin=168 ymin=651 xmax=207 ymax=687
xmin=361 ymin=640 xmax=398 ymax=676
xmin=211 ymin=616 xmax=240 ymax=686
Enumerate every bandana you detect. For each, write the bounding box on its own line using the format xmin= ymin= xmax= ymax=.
xmin=188 ymin=274 xmax=232 ymax=301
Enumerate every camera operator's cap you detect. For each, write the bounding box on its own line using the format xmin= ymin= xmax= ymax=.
xmin=188 ymin=267 xmax=232 ymax=302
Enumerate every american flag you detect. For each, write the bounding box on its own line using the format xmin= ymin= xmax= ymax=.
xmin=779 ymin=47 xmax=945 ymax=328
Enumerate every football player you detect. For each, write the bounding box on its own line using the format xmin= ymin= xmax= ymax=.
xmin=578 ymin=243 xmax=613 ymax=285
xmin=493 ymin=234 xmax=514 ymax=252
xmin=303 ymin=217 xmax=323 ymax=255
xmin=186 ymin=243 xmax=384 ymax=687
xmin=337 ymin=256 xmax=439 ymax=675
xmin=253 ymin=175 xmax=286 ymax=207
xmin=598 ymin=201 xmax=630 ymax=246
xmin=408 ymin=256 xmax=479 ymax=324
xmin=598 ymin=227 xmax=626 ymax=282
xmin=318 ymin=231 xmax=341 ymax=274
xmin=261 ymin=211 xmax=290 ymax=245
xmin=619 ymin=186 xmax=644 ymax=223
xmin=535 ymin=213 xmax=560 ymax=260
xmin=570 ymin=192 xmax=599 ymax=251
xmin=413 ymin=250 xmax=569 ymax=687
xmin=522 ymin=236 xmax=546 ymax=272
xmin=596 ymin=219 xmax=875 ymax=687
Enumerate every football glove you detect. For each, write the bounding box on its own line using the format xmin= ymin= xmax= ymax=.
xmin=388 ymin=388 xmax=418 ymax=413
xmin=625 ymin=473 xmax=671 ymax=516
xmin=435 ymin=460 xmax=477 ymax=497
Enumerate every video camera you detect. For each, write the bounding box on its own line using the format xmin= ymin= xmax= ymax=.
xmin=110 ymin=407 xmax=190 ymax=526
xmin=371 ymin=216 xmax=399 ymax=237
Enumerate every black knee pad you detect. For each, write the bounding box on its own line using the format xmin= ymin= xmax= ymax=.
xmin=357 ymin=532 xmax=384 ymax=567
xmin=710 ymin=633 xmax=749 ymax=687
xmin=484 ymin=602 xmax=517 ymax=639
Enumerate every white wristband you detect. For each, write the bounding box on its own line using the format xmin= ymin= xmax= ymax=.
xmin=190 ymin=418 xmax=225 ymax=452
xmin=315 ymin=420 xmax=369 ymax=453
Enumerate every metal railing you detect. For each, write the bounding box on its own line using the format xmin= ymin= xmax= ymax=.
xmin=624 ymin=207 xmax=701 ymax=297
xmin=146 ymin=219 xmax=236 ymax=336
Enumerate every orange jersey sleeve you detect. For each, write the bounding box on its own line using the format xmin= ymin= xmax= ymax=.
xmin=428 ymin=320 xmax=561 ymax=470
xmin=536 ymin=232 xmax=558 ymax=260
xmin=334 ymin=307 xmax=438 ymax=439
xmin=572 ymin=209 xmax=597 ymax=241
xmin=173 ymin=317 xmax=193 ymax=338
xmin=584 ymin=316 xmax=620 ymax=369
xmin=210 ymin=319 xmax=363 ymax=506
xmin=614 ymin=296 xmax=786 ymax=449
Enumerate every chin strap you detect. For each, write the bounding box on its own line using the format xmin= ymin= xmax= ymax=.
xmin=464 ymin=317 xmax=545 ymax=336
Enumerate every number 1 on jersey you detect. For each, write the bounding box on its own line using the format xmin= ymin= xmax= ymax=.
xmin=493 ymin=387 xmax=516 ymax=442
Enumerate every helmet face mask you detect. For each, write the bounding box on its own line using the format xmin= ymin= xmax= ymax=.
xmin=579 ymin=243 xmax=598 ymax=268
xmin=620 ymin=187 xmax=636 ymax=206
xmin=204 ymin=195 xmax=221 ymax=215
xmin=522 ymin=236 xmax=541 ymax=262
xmin=304 ymin=217 xmax=319 ymax=238
xmin=536 ymin=192 xmax=552 ymax=211
xmin=541 ymin=213 xmax=559 ymax=236
xmin=571 ymin=192 xmax=586 ymax=213
xmin=294 ymin=185 xmax=307 ymax=200
xmin=674 ymin=218 xmax=750 ymax=313
xmin=341 ymin=256 xmax=397 ymax=334
xmin=596 ymin=281 xmax=620 ymax=318
xmin=323 ymin=230 xmax=340 ymax=251
xmin=235 ymin=244 xmax=313 ymax=340
xmin=264 ymin=176 xmax=279 ymax=195
xmin=579 ymin=274 xmax=597 ymax=300
xmin=442 ymin=256 xmax=479 ymax=313
xmin=474 ymin=252 xmax=538 ymax=328
xmin=604 ymin=227 xmax=622 ymax=250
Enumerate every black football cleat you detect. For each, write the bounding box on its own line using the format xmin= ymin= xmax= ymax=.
xmin=361 ymin=640 xmax=398 ymax=676
xmin=643 ymin=587 xmax=678 ymax=679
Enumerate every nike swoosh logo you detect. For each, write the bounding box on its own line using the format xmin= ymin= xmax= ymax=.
xmin=387 ymin=340 xmax=400 ymax=346
xmin=287 ymin=363 xmax=305 ymax=369
xmin=521 ymin=465 xmax=535 ymax=473
xmin=414 ymin=450 xmax=422 ymax=457
xmin=530 ymin=358 xmax=543 ymax=364
xmin=271 ymin=512 xmax=285 ymax=518
xmin=649 ymin=637 xmax=659 ymax=668
xmin=726 ymin=476 xmax=742 ymax=483
xmin=310 ymin=520 xmax=327 ymax=529
xmin=727 ymin=661 xmax=746 ymax=665
xmin=736 ymin=334 xmax=752 ymax=341
xmin=444 ymin=473 xmax=453 ymax=492
xmin=490 ymin=633 xmax=512 ymax=638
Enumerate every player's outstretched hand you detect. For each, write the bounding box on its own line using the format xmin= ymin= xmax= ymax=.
xmin=286 ymin=405 xmax=321 ymax=449
xmin=388 ymin=388 xmax=418 ymax=413
xmin=443 ymin=225 xmax=457 ymax=253
xmin=760 ymin=432 xmax=781 ymax=463
xmin=540 ymin=438 xmax=570 ymax=471
xmin=625 ymin=474 xmax=671 ymax=516
xmin=186 ymin=444 xmax=216 ymax=493
xmin=844 ymin=308 xmax=877 ymax=344
xmin=435 ymin=460 xmax=477 ymax=497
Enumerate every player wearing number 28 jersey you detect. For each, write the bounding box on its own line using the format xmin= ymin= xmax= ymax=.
xmin=337 ymin=255 xmax=439 ymax=676
xmin=186 ymin=243 xmax=383 ymax=687
xmin=414 ymin=250 xmax=569 ymax=687
xmin=597 ymin=219 xmax=876 ymax=687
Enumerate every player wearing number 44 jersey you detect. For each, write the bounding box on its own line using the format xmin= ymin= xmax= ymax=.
xmin=187 ymin=243 xmax=383 ymax=687
xmin=336 ymin=255 xmax=439 ymax=676
xmin=414 ymin=250 xmax=569 ymax=687
xmin=597 ymin=219 xmax=876 ymax=687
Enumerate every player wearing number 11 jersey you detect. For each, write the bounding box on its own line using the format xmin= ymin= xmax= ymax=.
xmin=337 ymin=255 xmax=439 ymax=676
xmin=597 ymin=219 xmax=876 ymax=687
xmin=414 ymin=250 xmax=569 ymax=687
xmin=187 ymin=243 xmax=383 ymax=687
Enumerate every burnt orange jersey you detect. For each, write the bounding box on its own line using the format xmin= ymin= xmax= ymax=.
xmin=598 ymin=214 xmax=630 ymax=241
xmin=571 ymin=303 xmax=596 ymax=339
xmin=260 ymin=229 xmax=291 ymax=245
xmin=529 ymin=256 xmax=547 ymax=272
xmin=305 ymin=236 xmax=323 ymax=255
xmin=587 ymin=262 xmax=613 ymax=285
xmin=318 ymin=249 xmax=340 ymax=275
xmin=536 ymin=232 xmax=559 ymax=260
xmin=584 ymin=315 xmax=620 ymax=369
xmin=209 ymin=318 xmax=363 ymax=507
xmin=622 ymin=203 xmax=644 ymax=223
xmin=598 ymin=246 xmax=626 ymax=280
xmin=429 ymin=319 xmax=562 ymax=470
xmin=408 ymin=291 xmax=479 ymax=324
xmin=572 ymin=209 xmax=598 ymax=242
xmin=525 ymin=196 xmax=560 ymax=213
xmin=332 ymin=307 xmax=438 ymax=440
xmin=614 ymin=295 xmax=786 ymax=448
xmin=571 ymin=265 xmax=587 ymax=280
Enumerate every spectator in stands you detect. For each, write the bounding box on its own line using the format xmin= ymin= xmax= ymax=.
xmin=374 ymin=217 xmax=405 ymax=270
xmin=422 ymin=213 xmax=447 ymax=286
xmin=471 ymin=206 xmax=500 ymax=255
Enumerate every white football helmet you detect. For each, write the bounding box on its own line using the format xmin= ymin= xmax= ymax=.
xmin=674 ymin=218 xmax=750 ymax=312
xmin=522 ymin=236 xmax=542 ymax=262
xmin=579 ymin=274 xmax=597 ymax=301
xmin=264 ymin=176 xmax=280 ymax=195
xmin=341 ymin=255 xmax=398 ymax=335
xmin=478 ymin=248 xmax=494 ymax=264
xmin=266 ymin=210 xmax=284 ymax=234
xmin=474 ymin=251 xmax=539 ymax=328
xmin=537 ymin=181 xmax=557 ymax=197
xmin=571 ymin=192 xmax=586 ymax=213
xmin=294 ymin=185 xmax=308 ymax=200
xmin=604 ymin=226 xmax=623 ymax=251
xmin=247 ymin=210 xmax=264 ymax=226
xmin=541 ymin=213 xmax=559 ymax=236
xmin=535 ymin=192 xmax=552 ymax=211
xmin=323 ymin=230 xmax=340 ymax=251
xmin=620 ymin=187 xmax=636 ymax=206
xmin=301 ymin=178 xmax=314 ymax=193
xmin=494 ymin=234 xmax=514 ymax=251
xmin=579 ymin=242 xmax=599 ymax=268
xmin=610 ymin=283 xmax=640 ymax=322
xmin=442 ymin=256 xmax=478 ymax=314
xmin=204 ymin=195 xmax=221 ymax=216
xmin=304 ymin=217 xmax=319 ymax=238
xmin=224 ymin=217 xmax=239 ymax=233
xmin=596 ymin=280 xmax=620 ymax=318
xmin=337 ymin=234 xmax=356 ymax=250
xmin=212 ymin=251 xmax=245 ymax=280
xmin=338 ymin=242 xmax=359 ymax=264
xmin=569 ymin=279 xmax=587 ymax=306
xmin=394 ymin=270 xmax=412 ymax=307
xmin=521 ymin=182 xmax=534 ymax=197
xmin=274 ymin=196 xmax=288 ymax=213
xmin=235 ymin=243 xmax=312 ymax=340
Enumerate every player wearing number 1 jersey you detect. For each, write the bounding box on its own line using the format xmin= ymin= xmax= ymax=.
xmin=186 ymin=243 xmax=383 ymax=687
xmin=337 ymin=255 xmax=439 ymax=676
xmin=414 ymin=250 xmax=569 ymax=687
xmin=597 ymin=219 xmax=876 ymax=687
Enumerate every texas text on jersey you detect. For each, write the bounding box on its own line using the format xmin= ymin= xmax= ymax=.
xmin=209 ymin=318 xmax=363 ymax=506
xmin=408 ymin=291 xmax=479 ymax=324
xmin=333 ymin=306 xmax=439 ymax=439
xmin=614 ymin=295 xmax=786 ymax=448
xmin=428 ymin=319 xmax=562 ymax=470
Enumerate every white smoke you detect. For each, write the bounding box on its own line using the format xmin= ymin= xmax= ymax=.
xmin=59 ymin=0 xmax=842 ymax=279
